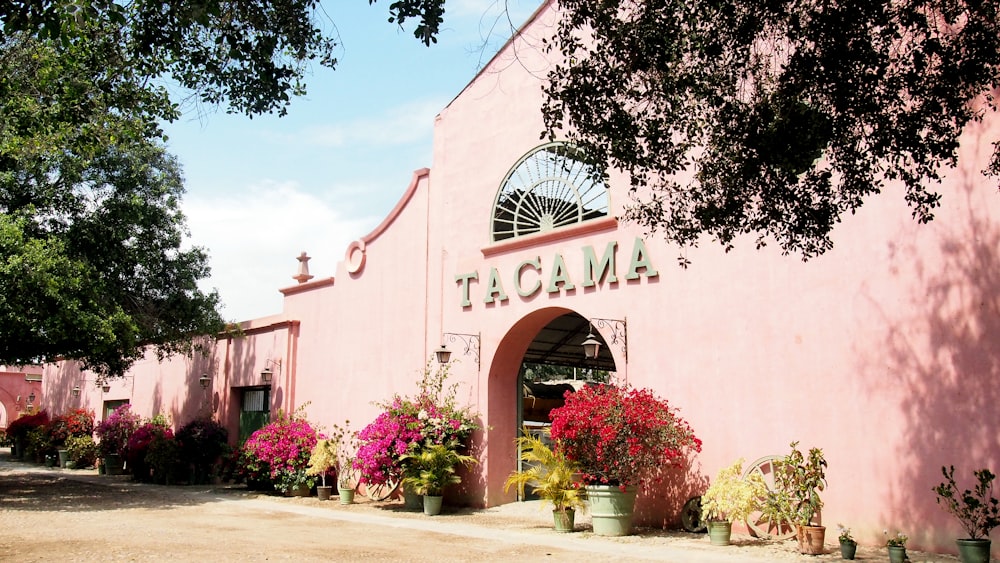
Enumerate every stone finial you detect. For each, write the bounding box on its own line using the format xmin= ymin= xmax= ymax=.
xmin=293 ymin=251 xmax=314 ymax=284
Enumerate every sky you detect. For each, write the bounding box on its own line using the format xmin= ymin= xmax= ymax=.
xmin=165 ymin=0 xmax=539 ymax=322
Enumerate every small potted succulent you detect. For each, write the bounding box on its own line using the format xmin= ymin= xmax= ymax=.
xmin=700 ymin=458 xmax=767 ymax=546
xmin=504 ymin=429 xmax=587 ymax=532
xmin=933 ymin=465 xmax=1000 ymax=563
xmin=837 ymin=525 xmax=857 ymax=560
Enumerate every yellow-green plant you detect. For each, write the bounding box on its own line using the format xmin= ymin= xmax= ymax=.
xmin=504 ymin=429 xmax=586 ymax=514
xmin=701 ymin=458 xmax=768 ymax=523
xmin=305 ymin=439 xmax=338 ymax=487
xmin=400 ymin=442 xmax=476 ymax=496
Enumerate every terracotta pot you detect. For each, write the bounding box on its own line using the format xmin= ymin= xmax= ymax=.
xmin=797 ymin=525 xmax=826 ymax=555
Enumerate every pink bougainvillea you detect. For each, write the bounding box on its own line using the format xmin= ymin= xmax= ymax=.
xmin=549 ymin=384 xmax=702 ymax=487
xmin=354 ymin=365 xmax=480 ymax=487
xmin=238 ymin=410 xmax=319 ymax=493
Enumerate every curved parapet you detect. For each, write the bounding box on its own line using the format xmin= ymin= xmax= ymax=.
xmin=343 ymin=168 xmax=430 ymax=276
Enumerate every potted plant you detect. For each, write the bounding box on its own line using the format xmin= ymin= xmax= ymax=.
xmin=237 ymin=405 xmax=319 ymax=496
xmin=933 ymin=465 xmax=1000 ymax=563
xmin=504 ymin=429 xmax=587 ymax=532
xmin=95 ymin=404 xmax=141 ymax=475
xmin=355 ymin=364 xmax=481 ymax=503
xmin=401 ymin=442 xmax=476 ymax=515
xmin=306 ymin=439 xmax=337 ymax=501
xmin=65 ymin=435 xmax=99 ymax=469
xmin=176 ymin=418 xmax=229 ymax=485
xmin=549 ymin=384 xmax=702 ymax=536
xmin=837 ymin=525 xmax=857 ymax=560
xmin=763 ymin=441 xmax=827 ymax=554
xmin=885 ymin=530 xmax=908 ymax=563
xmin=700 ymin=458 xmax=767 ymax=546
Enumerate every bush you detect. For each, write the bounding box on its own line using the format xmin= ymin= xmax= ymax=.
xmin=550 ymin=384 xmax=702 ymax=486
xmin=65 ymin=435 xmax=99 ymax=468
xmin=238 ymin=407 xmax=318 ymax=494
xmin=95 ymin=404 xmax=141 ymax=458
xmin=7 ymin=411 xmax=50 ymax=447
xmin=176 ymin=418 xmax=229 ymax=484
xmin=127 ymin=416 xmax=172 ymax=482
xmin=145 ymin=430 xmax=182 ymax=485
xmin=355 ymin=364 xmax=480 ymax=488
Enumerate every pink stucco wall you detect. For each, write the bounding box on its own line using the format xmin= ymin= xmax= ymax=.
xmin=34 ymin=2 xmax=1000 ymax=556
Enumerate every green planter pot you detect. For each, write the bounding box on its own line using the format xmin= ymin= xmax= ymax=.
xmin=839 ymin=540 xmax=857 ymax=560
xmin=553 ymin=509 xmax=575 ymax=533
xmin=956 ymin=539 xmax=991 ymax=563
xmin=403 ymin=487 xmax=423 ymax=511
xmin=423 ymin=495 xmax=444 ymax=516
xmin=57 ymin=449 xmax=70 ymax=468
xmin=585 ymin=484 xmax=638 ymax=536
xmin=338 ymin=487 xmax=355 ymax=505
xmin=707 ymin=521 xmax=732 ymax=546
xmin=103 ymin=454 xmax=125 ymax=475
xmin=887 ymin=545 xmax=907 ymax=563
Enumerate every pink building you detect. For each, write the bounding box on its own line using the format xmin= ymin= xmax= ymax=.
xmin=0 ymin=365 xmax=44 ymax=428
xmin=38 ymin=2 xmax=999 ymax=556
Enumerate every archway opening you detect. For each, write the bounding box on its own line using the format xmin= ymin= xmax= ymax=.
xmin=485 ymin=308 xmax=621 ymax=506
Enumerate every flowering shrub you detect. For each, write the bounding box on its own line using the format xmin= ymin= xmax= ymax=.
xmin=63 ymin=408 xmax=95 ymax=438
xmin=6 ymin=411 xmax=50 ymax=445
xmin=127 ymin=415 xmax=172 ymax=482
xmin=354 ymin=364 xmax=480 ymax=487
xmin=549 ymin=384 xmax=702 ymax=486
xmin=238 ymin=408 xmax=319 ymax=494
xmin=838 ymin=525 xmax=855 ymax=544
xmin=95 ymin=404 xmax=141 ymax=457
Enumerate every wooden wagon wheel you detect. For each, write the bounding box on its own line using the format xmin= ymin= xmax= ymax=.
xmin=741 ymin=455 xmax=797 ymax=541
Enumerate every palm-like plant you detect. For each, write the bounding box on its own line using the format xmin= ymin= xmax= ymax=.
xmin=504 ymin=430 xmax=587 ymax=514
xmin=401 ymin=443 xmax=476 ymax=496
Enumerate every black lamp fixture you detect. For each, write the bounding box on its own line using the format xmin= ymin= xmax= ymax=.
xmin=71 ymin=385 xmax=81 ymax=398
xmin=581 ymin=328 xmax=602 ymax=360
xmin=27 ymin=391 xmax=36 ymax=405
xmin=435 ymin=333 xmax=481 ymax=368
xmin=261 ymin=359 xmax=281 ymax=384
xmin=198 ymin=373 xmax=210 ymax=389
xmin=581 ymin=317 xmax=628 ymax=362
xmin=434 ymin=344 xmax=452 ymax=364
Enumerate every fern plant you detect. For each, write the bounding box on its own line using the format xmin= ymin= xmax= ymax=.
xmin=504 ymin=429 xmax=587 ymax=513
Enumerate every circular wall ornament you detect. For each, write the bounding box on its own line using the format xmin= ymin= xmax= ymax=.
xmin=345 ymin=240 xmax=366 ymax=274
xmin=491 ymin=142 xmax=609 ymax=243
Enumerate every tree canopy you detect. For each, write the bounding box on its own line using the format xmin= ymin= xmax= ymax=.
xmin=0 ymin=32 xmax=223 ymax=375
xmin=541 ymin=0 xmax=1000 ymax=262
xmin=0 ymin=0 xmax=447 ymax=116
xmin=0 ymin=0 xmax=447 ymax=374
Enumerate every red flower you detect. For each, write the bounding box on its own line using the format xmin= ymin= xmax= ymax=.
xmin=550 ymin=384 xmax=701 ymax=487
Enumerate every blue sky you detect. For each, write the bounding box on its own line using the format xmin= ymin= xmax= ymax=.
xmin=167 ymin=0 xmax=538 ymax=322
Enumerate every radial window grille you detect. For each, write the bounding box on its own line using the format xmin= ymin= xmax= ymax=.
xmin=491 ymin=142 xmax=609 ymax=242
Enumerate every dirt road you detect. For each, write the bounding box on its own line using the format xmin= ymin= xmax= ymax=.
xmin=0 ymin=456 xmax=959 ymax=562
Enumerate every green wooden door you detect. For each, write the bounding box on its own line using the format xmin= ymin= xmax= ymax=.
xmin=238 ymin=388 xmax=270 ymax=443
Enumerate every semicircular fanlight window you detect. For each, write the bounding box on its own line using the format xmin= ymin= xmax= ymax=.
xmin=491 ymin=142 xmax=609 ymax=243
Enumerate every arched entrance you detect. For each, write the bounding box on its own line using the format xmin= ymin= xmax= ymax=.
xmin=484 ymin=307 xmax=621 ymax=506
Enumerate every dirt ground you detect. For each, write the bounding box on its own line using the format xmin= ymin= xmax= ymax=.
xmin=0 ymin=453 xmax=962 ymax=562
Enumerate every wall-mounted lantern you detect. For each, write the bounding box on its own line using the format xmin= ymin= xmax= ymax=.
xmin=261 ymin=359 xmax=281 ymax=384
xmin=198 ymin=373 xmax=210 ymax=389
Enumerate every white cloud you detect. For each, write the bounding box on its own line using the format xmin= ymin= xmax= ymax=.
xmin=275 ymin=98 xmax=446 ymax=149
xmin=183 ymin=180 xmax=380 ymax=322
